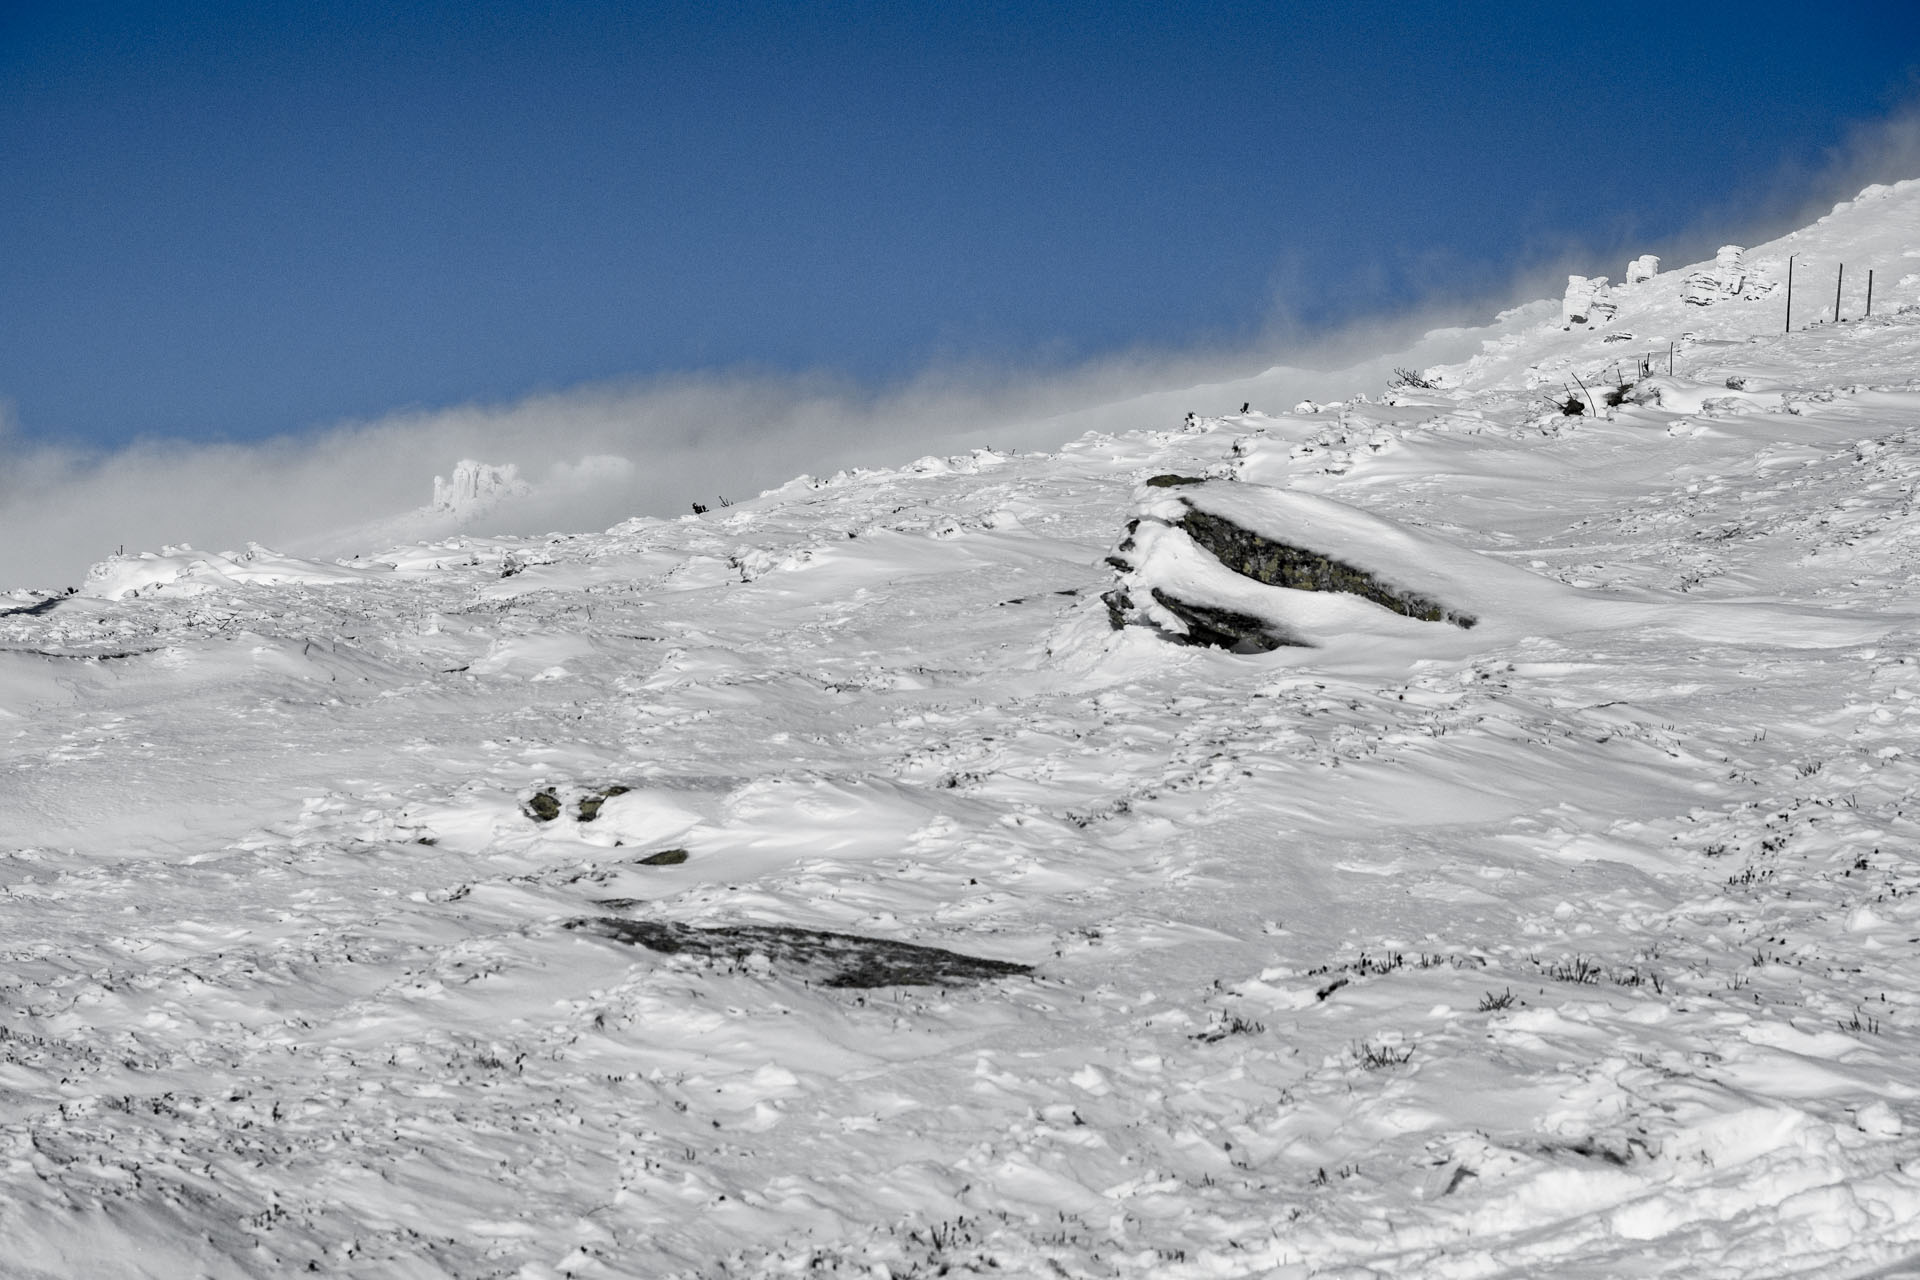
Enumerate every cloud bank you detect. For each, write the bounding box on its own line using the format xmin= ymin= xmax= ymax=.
xmin=0 ymin=319 xmax=1488 ymax=592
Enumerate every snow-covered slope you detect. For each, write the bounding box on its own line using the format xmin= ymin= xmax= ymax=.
xmin=4 ymin=186 xmax=1920 ymax=1278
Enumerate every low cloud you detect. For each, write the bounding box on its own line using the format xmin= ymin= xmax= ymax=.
xmin=0 ymin=316 xmax=1488 ymax=591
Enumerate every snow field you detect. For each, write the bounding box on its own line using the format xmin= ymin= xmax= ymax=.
xmin=2 ymin=184 xmax=1920 ymax=1276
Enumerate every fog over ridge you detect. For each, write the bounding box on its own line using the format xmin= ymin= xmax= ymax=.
xmin=0 ymin=316 xmax=1488 ymax=592
xmin=6 ymin=97 xmax=1918 ymax=595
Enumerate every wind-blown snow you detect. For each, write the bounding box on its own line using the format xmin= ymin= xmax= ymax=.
xmin=3 ymin=182 xmax=1920 ymax=1277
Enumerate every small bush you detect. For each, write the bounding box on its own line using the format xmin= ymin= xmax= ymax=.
xmin=1840 ymin=1008 xmax=1882 ymax=1035
xmin=1389 ymin=367 xmax=1437 ymax=390
xmin=1545 ymin=956 xmax=1603 ymax=984
xmin=1355 ymin=1040 xmax=1414 ymax=1070
xmin=1192 ymin=1013 xmax=1266 ymax=1044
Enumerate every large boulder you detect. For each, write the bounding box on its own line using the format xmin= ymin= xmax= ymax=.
xmin=1099 ymin=478 xmax=1892 ymax=658
xmin=1104 ymin=480 xmax=1482 ymax=652
xmin=1177 ymin=505 xmax=1475 ymax=628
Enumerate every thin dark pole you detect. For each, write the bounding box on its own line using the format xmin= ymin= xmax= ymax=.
xmin=1571 ymin=371 xmax=1598 ymax=417
xmin=1867 ymin=269 xmax=1875 ymax=317
xmin=1835 ymin=263 xmax=1844 ymax=323
xmin=1785 ymin=254 xmax=1795 ymax=333
xmin=1668 ymin=342 xmax=1674 ymax=375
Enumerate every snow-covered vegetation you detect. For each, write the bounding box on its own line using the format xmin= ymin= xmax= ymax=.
xmin=4 ymin=181 xmax=1920 ymax=1277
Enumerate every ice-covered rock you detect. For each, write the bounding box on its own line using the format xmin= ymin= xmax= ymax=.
xmin=431 ymin=460 xmax=531 ymax=514
xmin=1561 ymin=275 xmax=1616 ymax=326
xmin=1684 ymin=245 xmax=1748 ymax=305
xmin=1625 ymin=254 xmax=1660 ymax=283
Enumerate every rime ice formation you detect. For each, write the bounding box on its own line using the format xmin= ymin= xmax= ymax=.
xmin=1683 ymin=243 xmax=1751 ymax=304
xmin=5 ymin=180 xmax=1920 ymax=1278
xmin=1560 ymin=273 xmax=1616 ymax=326
xmin=1626 ymin=252 xmax=1660 ymax=283
xmin=431 ymin=459 xmax=531 ymax=513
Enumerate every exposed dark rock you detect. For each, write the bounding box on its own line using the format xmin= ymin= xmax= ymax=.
xmin=566 ymin=918 xmax=1033 ymax=988
xmin=575 ymin=785 xmax=631 ymax=822
xmin=524 ymin=789 xmax=562 ymax=822
xmin=1148 ymin=588 xmax=1302 ymax=653
xmin=1144 ymin=473 xmax=1207 ymax=488
xmin=1178 ymin=506 xmax=1476 ymax=628
xmin=637 ymin=848 xmax=689 ymax=866
xmin=998 ymin=588 xmax=1081 ymax=607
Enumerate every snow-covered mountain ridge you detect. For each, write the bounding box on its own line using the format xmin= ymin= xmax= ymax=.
xmin=3 ymin=184 xmax=1920 ymax=1277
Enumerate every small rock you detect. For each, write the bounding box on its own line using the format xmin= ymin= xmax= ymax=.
xmin=1856 ymin=1101 xmax=1902 ymax=1137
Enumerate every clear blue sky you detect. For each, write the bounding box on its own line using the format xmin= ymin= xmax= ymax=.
xmin=4 ymin=0 xmax=1917 ymax=448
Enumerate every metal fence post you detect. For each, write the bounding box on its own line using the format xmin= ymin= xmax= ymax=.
xmin=1785 ymin=254 xmax=1795 ymax=333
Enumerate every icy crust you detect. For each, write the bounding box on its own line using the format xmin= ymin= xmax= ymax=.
xmin=79 ymin=543 xmax=380 ymax=599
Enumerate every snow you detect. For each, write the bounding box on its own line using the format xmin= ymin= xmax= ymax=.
xmin=3 ymin=185 xmax=1920 ymax=1276
xmin=78 ymin=542 xmax=380 ymax=600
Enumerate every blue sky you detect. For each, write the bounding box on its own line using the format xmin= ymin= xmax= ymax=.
xmin=3 ymin=0 xmax=1918 ymax=449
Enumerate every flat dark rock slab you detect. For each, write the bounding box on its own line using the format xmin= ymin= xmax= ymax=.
xmin=1147 ymin=587 xmax=1303 ymax=652
xmin=567 ymin=918 xmax=1033 ymax=988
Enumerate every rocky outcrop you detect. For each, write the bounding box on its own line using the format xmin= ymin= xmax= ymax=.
xmin=1561 ymin=275 xmax=1617 ymax=327
xmin=1102 ymin=481 xmax=1482 ymax=653
xmin=1136 ymin=587 xmax=1305 ymax=656
xmin=1178 ymin=506 xmax=1476 ymax=628
xmin=567 ymin=918 xmax=1033 ymax=987
xmin=432 ymin=460 xmax=531 ymax=514
xmin=1684 ymin=246 xmax=1748 ymax=305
